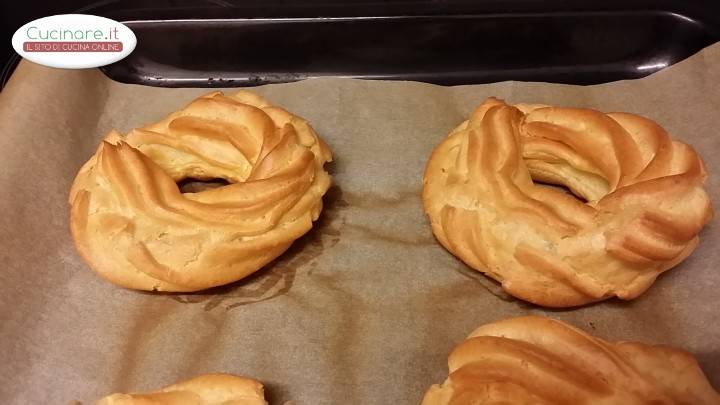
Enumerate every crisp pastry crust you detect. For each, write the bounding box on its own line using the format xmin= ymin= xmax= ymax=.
xmin=96 ymin=373 xmax=267 ymax=405
xmin=422 ymin=97 xmax=712 ymax=307
xmin=422 ymin=316 xmax=719 ymax=405
xmin=69 ymin=91 xmax=332 ymax=292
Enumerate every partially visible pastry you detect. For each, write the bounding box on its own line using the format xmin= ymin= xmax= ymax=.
xmin=423 ymin=97 xmax=713 ymax=307
xmin=69 ymin=90 xmax=332 ymax=292
xmin=422 ymin=316 xmax=719 ymax=405
xmin=96 ymin=373 xmax=267 ymax=405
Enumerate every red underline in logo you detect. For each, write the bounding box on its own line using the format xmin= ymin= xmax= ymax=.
xmin=23 ymin=41 xmax=123 ymax=52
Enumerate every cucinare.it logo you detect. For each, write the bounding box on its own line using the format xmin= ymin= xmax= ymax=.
xmin=11 ymin=14 xmax=136 ymax=69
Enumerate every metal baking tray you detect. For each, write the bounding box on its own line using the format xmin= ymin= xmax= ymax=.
xmin=3 ymin=0 xmax=720 ymax=87
xmin=99 ymin=0 xmax=720 ymax=87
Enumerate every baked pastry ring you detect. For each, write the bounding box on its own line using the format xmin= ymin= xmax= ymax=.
xmin=96 ymin=373 xmax=266 ymax=404
xmin=423 ymin=98 xmax=712 ymax=307
xmin=422 ymin=316 xmax=719 ymax=405
xmin=70 ymin=91 xmax=332 ymax=292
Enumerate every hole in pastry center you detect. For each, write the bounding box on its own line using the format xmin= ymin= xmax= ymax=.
xmin=176 ymin=177 xmax=231 ymax=193
xmin=531 ymin=180 xmax=588 ymax=204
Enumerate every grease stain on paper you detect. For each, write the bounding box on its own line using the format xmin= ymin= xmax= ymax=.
xmin=451 ymin=262 xmax=523 ymax=304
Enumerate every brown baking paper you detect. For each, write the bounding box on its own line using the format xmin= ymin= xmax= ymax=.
xmin=1 ymin=43 xmax=719 ymax=404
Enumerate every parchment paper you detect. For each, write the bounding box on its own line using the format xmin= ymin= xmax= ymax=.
xmin=1 ymin=43 xmax=719 ymax=404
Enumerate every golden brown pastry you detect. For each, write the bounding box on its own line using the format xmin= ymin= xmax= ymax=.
xmin=423 ymin=97 xmax=712 ymax=307
xmin=96 ymin=373 xmax=266 ymax=405
xmin=422 ymin=316 xmax=719 ymax=405
xmin=69 ymin=91 xmax=332 ymax=291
